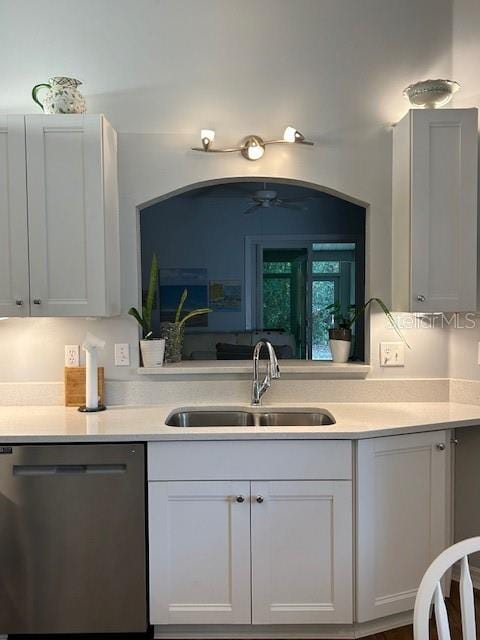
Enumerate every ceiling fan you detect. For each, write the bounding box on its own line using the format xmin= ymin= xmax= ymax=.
xmin=242 ymin=189 xmax=310 ymax=215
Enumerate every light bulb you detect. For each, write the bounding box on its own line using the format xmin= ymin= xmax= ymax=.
xmin=200 ymin=129 xmax=215 ymax=143
xmin=283 ymin=126 xmax=297 ymax=143
xmin=200 ymin=129 xmax=215 ymax=151
xmin=247 ymin=143 xmax=265 ymax=160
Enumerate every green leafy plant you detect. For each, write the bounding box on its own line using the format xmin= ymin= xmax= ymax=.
xmin=173 ymin=288 xmax=211 ymax=327
xmin=323 ymin=297 xmax=410 ymax=347
xmin=128 ymin=254 xmax=158 ymax=339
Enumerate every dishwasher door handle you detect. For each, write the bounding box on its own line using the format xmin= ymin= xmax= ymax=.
xmin=13 ymin=464 xmax=127 ymax=476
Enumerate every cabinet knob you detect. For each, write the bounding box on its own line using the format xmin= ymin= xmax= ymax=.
xmin=256 ymin=495 xmax=264 ymax=504
xmin=436 ymin=442 xmax=446 ymax=451
xmin=451 ymin=438 xmax=459 ymax=445
xmin=416 ymin=294 xmax=426 ymax=302
xmin=15 ymin=299 xmax=23 ymax=306
xmin=235 ymin=495 xmax=245 ymax=503
xmin=33 ymin=299 xmax=42 ymax=305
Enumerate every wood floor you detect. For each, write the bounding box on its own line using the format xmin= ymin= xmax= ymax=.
xmin=360 ymin=581 xmax=480 ymax=640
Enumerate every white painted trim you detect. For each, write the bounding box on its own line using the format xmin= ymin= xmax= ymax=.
xmin=138 ymin=361 xmax=370 ymax=377
xmin=153 ymin=611 xmax=413 ymax=639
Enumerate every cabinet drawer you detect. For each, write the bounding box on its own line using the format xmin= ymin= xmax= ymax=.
xmin=148 ymin=440 xmax=352 ymax=481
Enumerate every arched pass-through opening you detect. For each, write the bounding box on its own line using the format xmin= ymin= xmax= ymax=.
xmin=136 ymin=177 xmax=368 ymax=363
xmin=137 ymin=176 xmax=369 ymax=212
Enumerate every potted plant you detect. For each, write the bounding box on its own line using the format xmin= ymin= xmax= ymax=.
xmin=161 ymin=289 xmax=211 ymax=363
xmin=128 ymin=254 xmax=166 ymax=367
xmin=323 ymin=297 xmax=409 ymax=363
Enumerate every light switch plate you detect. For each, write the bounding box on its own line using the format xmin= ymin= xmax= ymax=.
xmin=65 ymin=345 xmax=80 ymax=367
xmin=114 ymin=343 xmax=130 ymax=366
xmin=380 ymin=342 xmax=405 ymax=367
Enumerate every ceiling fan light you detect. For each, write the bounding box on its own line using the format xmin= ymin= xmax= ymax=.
xmin=283 ymin=126 xmax=297 ymax=143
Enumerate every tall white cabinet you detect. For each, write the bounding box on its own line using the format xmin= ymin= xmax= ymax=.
xmin=392 ymin=108 xmax=478 ymax=312
xmin=0 ymin=114 xmax=119 ymax=317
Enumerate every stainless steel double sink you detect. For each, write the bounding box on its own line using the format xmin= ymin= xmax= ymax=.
xmin=166 ymin=409 xmax=335 ymax=428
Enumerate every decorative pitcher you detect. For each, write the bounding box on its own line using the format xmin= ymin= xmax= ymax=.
xmin=32 ymin=77 xmax=86 ymax=114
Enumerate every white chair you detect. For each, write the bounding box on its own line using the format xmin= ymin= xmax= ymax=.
xmin=414 ymin=536 xmax=480 ymax=640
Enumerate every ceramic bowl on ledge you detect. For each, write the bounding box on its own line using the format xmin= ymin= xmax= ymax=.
xmin=403 ymin=79 xmax=460 ymax=108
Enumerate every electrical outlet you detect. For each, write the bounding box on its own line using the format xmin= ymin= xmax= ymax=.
xmin=380 ymin=342 xmax=405 ymax=367
xmin=65 ymin=345 xmax=80 ymax=367
xmin=114 ymin=343 xmax=130 ymax=366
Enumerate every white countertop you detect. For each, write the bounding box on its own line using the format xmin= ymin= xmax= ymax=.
xmin=0 ymin=402 xmax=478 ymax=442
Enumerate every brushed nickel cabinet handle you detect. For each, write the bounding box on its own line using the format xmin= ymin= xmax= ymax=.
xmin=15 ymin=299 xmax=23 ymax=306
xmin=33 ymin=299 xmax=42 ymax=305
xmin=416 ymin=294 xmax=426 ymax=302
xmin=235 ymin=495 xmax=245 ymax=503
xmin=436 ymin=442 xmax=446 ymax=451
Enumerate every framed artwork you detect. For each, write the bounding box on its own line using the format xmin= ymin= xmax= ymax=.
xmin=160 ymin=268 xmax=209 ymax=326
xmin=209 ymin=280 xmax=242 ymax=311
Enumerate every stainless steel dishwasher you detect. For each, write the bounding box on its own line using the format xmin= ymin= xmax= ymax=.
xmin=0 ymin=443 xmax=147 ymax=634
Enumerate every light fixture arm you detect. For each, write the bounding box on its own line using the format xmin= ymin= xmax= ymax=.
xmin=263 ymin=138 xmax=314 ymax=146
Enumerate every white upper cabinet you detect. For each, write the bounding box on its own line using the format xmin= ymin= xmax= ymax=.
xmin=0 ymin=114 xmax=119 ymax=317
xmin=392 ymin=108 xmax=478 ymax=312
xmin=356 ymin=430 xmax=450 ymax=622
xmin=0 ymin=116 xmax=30 ymax=316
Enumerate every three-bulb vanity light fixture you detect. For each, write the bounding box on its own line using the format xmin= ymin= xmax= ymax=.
xmin=192 ymin=126 xmax=314 ymax=161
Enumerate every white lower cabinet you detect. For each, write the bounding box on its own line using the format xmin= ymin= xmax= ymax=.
xmin=148 ymin=434 xmax=450 ymax=630
xmin=148 ymin=463 xmax=353 ymax=626
xmin=251 ymin=480 xmax=352 ymax=624
xmin=149 ymin=481 xmax=251 ymax=625
xmin=356 ymin=430 xmax=450 ymax=622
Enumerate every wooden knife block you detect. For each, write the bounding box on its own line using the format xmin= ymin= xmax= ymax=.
xmin=64 ymin=367 xmax=105 ymax=407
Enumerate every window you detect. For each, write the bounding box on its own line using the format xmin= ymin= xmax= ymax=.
xmin=312 ymin=261 xmax=340 ymax=274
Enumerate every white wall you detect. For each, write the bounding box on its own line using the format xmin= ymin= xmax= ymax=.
xmin=0 ymin=0 xmax=453 ymax=382
xmin=448 ymin=0 xmax=480 ymax=381
xmin=450 ymin=0 xmax=480 ymax=550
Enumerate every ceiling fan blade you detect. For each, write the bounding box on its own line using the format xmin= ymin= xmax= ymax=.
xmin=243 ymin=204 xmax=261 ymax=215
xmin=273 ymin=201 xmax=308 ymax=212
xmin=279 ymin=196 xmax=316 ymax=204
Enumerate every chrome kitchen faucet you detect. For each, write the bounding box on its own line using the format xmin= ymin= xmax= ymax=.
xmin=251 ymin=340 xmax=281 ymax=406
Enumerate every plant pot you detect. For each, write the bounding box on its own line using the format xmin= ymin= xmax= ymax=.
xmin=160 ymin=322 xmax=184 ymax=363
xmin=140 ymin=339 xmax=165 ymax=368
xmin=328 ymin=328 xmax=352 ymax=363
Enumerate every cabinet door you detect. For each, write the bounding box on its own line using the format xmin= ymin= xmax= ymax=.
xmin=149 ymin=481 xmax=251 ymax=625
xmin=25 ymin=115 xmax=108 ymax=316
xmin=0 ymin=116 xmax=29 ymax=316
xmin=357 ymin=431 xmax=450 ymax=622
xmin=251 ymin=480 xmax=353 ymax=624
xmin=411 ymin=109 xmax=478 ymax=312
